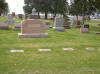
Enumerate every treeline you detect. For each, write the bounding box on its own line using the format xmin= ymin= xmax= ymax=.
xmin=0 ymin=0 xmax=8 ymax=16
xmin=23 ymin=0 xmax=68 ymax=19
xmin=23 ymin=0 xmax=100 ymax=22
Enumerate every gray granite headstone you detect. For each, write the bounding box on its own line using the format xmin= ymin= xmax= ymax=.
xmin=71 ymin=17 xmax=76 ymax=28
xmin=53 ymin=16 xmax=64 ymax=31
xmin=6 ymin=14 xmax=14 ymax=25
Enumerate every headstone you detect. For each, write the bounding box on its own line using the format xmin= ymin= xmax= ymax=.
xmin=6 ymin=14 xmax=14 ymax=25
xmin=24 ymin=13 xmax=28 ymax=19
xmin=28 ymin=8 xmax=39 ymax=19
xmin=32 ymin=8 xmax=38 ymax=15
xmin=76 ymin=20 xmax=81 ymax=28
xmin=0 ymin=23 xmax=9 ymax=29
xmin=18 ymin=19 xmax=48 ymax=38
xmin=39 ymin=49 xmax=51 ymax=52
xmin=80 ymin=24 xmax=89 ymax=33
xmin=63 ymin=48 xmax=74 ymax=51
xmin=14 ymin=24 xmax=21 ymax=30
xmin=71 ymin=17 xmax=76 ymax=28
xmin=45 ymin=20 xmax=52 ymax=30
xmin=12 ymin=12 xmax=15 ymax=17
xmin=18 ymin=14 xmax=23 ymax=19
xmin=53 ymin=16 xmax=65 ymax=31
xmin=84 ymin=24 xmax=89 ymax=29
xmin=28 ymin=14 xmax=39 ymax=19
xmin=63 ymin=18 xmax=70 ymax=29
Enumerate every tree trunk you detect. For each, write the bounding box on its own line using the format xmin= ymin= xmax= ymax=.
xmin=0 ymin=13 xmax=1 ymax=16
xmin=76 ymin=15 xmax=78 ymax=21
xmin=82 ymin=14 xmax=85 ymax=24
xmin=38 ymin=12 xmax=40 ymax=19
xmin=54 ymin=13 xmax=56 ymax=17
xmin=45 ymin=11 xmax=48 ymax=19
xmin=82 ymin=7 xmax=85 ymax=25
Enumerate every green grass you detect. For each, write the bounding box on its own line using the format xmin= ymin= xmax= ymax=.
xmin=0 ymin=17 xmax=100 ymax=74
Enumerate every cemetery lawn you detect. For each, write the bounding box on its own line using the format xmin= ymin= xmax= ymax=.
xmin=0 ymin=16 xmax=100 ymax=74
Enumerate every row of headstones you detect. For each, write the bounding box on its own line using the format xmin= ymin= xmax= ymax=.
xmin=54 ymin=16 xmax=90 ymax=33
xmin=10 ymin=48 xmax=96 ymax=53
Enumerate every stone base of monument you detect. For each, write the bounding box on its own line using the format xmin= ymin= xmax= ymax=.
xmin=29 ymin=15 xmax=39 ymax=19
xmin=13 ymin=24 xmax=21 ymax=30
xmin=95 ymin=32 xmax=100 ymax=34
xmin=80 ymin=28 xmax=89 ymax=33
xmin=18 ymin=33 xmax=48 ymax=38
xmin=53 ymin=27 xmax=64 ymax=31
xmin=76 ymin=25 xmax=81 ymax=28
xmin=14 ymin=27 xmax=21 ymax=30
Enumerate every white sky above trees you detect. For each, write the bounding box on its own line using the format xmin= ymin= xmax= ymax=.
xmin=6 ymin=0 xmax=24 ymax=14
xmin=6 ymin=0 xmax=70 ymax=14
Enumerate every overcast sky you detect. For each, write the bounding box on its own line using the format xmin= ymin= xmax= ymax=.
xmin=6 ymin=0 xmax=70 ymax=14
xmin=6 ymin=0 xmax=24 ymax=14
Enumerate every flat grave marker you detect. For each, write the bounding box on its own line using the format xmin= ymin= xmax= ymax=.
xmin=10 ymin=49 xmax=24 ymax=53
xmin=39 ymin=49 xmax=51 ymax=52
xmin=62 ymin=48 xmax=74 ymax=51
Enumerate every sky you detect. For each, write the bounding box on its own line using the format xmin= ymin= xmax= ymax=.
xmin=6 ymin=0 xmax=70 ymax=14
xmin=6 ymin=0 xmax=24 ymax=14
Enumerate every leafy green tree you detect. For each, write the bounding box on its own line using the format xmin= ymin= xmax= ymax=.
xmin=23 ymin=0 xmax=69 ymax=19
xmin=95 ymin=0 xmax=100 ymax=11
xmin=51 ymin=0 xmax=69 ymax=17
xmin=0 ymin=0 xmax=9 ymax=16
xmin=69 ymin=1 xmax=81 ymax=21
xmin=70 ymin=0 xmax=95 ymax=24
xmin=23 ymin=0 xmax=34 ymax=14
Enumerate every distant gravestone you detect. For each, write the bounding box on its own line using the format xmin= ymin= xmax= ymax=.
xmin=18 ymin=19 xmax=48 ymax=38
xmin=18 ymin=14 xmax=23 ymax=19
xmin=64 ymin=18 xmax=71 ymax=29
xmin=53 ymin=16 xmax=64 ymax=31
xmin=0 ymin=23 xmax=9 ymax=29
xmin=76 ymin=20 xmax=81 ymax=28
xmin=6 ymin=14 xmax=14 ymax=25
xmin=24 ymin=13 xmax=28 ymax=19
xmin=45 ymin=20 xmax=52 ymax=30
xmin=71 ymin=17 xmax=76 ymax=28
xmin=29 ymin=8 xmax=39 ymax=19
xmin=14 ymin=24 xmax=21 ymax=30
xmin=28 ymin=14 xmax=39 ymax=19
xmin=12 ymin=12 xmax=16 ymax=17
xmin=80 ymin=24 xmax=89 ymax=33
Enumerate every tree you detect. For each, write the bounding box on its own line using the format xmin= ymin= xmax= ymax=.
xmin=69 ymin=2 xmax=81 ymax=21
xmin=23 ymin=0 xmax=34 ymax=14
xmin=95 ymin=0 xmax=100 ymax=11
xmin=23 ymin=0 xmax=69 ymax=19
xmin=0 ymin=0 xmax=9 ymax=16
xmin=69 ymin=0 xmax=95 ymax=24
xmin=51 ymin=0 xmax=69 ymax=17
